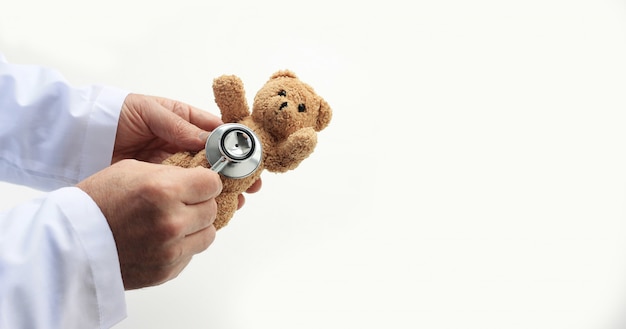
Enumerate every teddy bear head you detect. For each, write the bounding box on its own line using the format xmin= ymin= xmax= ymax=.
xmin=251 ymin=70 xmax=332 ymax=141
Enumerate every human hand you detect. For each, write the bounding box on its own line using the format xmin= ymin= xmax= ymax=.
xmin=77 ymin=159 xmax=222 ymax=290
xmin=112 ymin=93 xmax=223 ymax=164
xmin=112 ymin=93 xmax=262 ymax=208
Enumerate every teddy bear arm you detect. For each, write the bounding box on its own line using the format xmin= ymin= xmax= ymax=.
xmin=265 ymin=127 xmax=318 ymax=172
xmin=212 ymin=75 xmax=250 ymax=123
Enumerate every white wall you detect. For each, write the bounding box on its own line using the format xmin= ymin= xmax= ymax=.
xmin=2 ymin=1 xmax=626 ymax=328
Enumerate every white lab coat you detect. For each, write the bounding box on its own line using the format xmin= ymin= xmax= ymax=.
xmin=0 ymin=54 xmax=128 ymax=328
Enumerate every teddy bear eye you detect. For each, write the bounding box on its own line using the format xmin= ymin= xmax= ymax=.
xmin=278 ymin=90 xmax=287 ymax=96
xmin=298 ymin=104 xmax=306 ymax=113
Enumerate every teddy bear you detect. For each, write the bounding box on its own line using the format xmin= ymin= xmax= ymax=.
xmin=162 ymin=70 xmax=332 ymax=230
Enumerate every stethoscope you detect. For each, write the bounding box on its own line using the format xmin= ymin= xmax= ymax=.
xmin=205 ymin=123 xmax=262 ymax=179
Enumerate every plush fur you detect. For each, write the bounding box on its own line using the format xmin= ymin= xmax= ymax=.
xmin=163 ymin=70 xmax=332 ymax=230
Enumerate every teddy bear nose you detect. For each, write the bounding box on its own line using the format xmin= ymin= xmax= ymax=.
xmin=279 ymin=102 xmax=288 ymax=110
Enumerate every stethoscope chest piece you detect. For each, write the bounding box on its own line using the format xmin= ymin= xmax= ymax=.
xmin=205 ymin=123 xmax=262 ymax=179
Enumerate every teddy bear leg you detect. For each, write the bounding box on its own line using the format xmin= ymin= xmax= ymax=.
xmin=162 ymin=150 xmax=210 ymax=169
xmin=162 ymin=151 xmax=195 ymax=168
xmin=214 ymin=192 xmax=239 ymax=230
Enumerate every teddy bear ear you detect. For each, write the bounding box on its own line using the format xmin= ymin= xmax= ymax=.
xmin=316 ymin=98 xmax=332 ymax=131
xmin=270 ymin=70 xmax=298 ymax=80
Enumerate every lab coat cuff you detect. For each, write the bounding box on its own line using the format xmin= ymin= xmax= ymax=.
xmin=57 ymin=187 xmax=127 ymax=327
xmin=79 ymin=86 xmax=129 ymax=181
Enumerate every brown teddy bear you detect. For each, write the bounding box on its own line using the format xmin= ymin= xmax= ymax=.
xmin=163 ymin=70 xmax=332 ymax=230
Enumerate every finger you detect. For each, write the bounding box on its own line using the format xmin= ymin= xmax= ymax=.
xmin=179 ymin=197 xmax=219 ymax=236
xmin=143 ymin=99 xmax=218 ymax=151
xmin=155 ymin=97 xmax=223 ymax=134
xmin=146 ymin=104 xmax=206 ymax=150
xmin=237 ymin=194 xmax=245 ymax=210
xmin=182 ymin=224 xmax=217 ymax=256
xmin=153 ymin=255 xmax=194 ymax=287
xmin=246 ymin=178 xmax=262 ymax=194
xmin=120 ymin=254 xmax=194 ymax=290
xmin=237 ymin=179 xmax=262 ymax=209
xmin=188 ymin=108 xmax=223 ymax=134
xmin=170 ymin=166 xmax=223 ymax=205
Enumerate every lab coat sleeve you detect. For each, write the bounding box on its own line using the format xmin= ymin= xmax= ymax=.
xmin=0 ymin=53 xmax=129 ymax=190
xmin=0 ymin=54 xmax=129 ymax=328
xmin=0 ymin=187 xmax=127 ymax=328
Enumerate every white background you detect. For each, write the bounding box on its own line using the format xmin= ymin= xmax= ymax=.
xmin=2 ymin=0 xmax=626 ymax=328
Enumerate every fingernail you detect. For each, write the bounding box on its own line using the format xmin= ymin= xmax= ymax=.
xmin=199 ymin=131 xmax=209 ymax=142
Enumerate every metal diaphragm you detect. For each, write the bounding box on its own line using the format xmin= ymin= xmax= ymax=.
xmin=205 ymin=123 xmax=262 ymax=179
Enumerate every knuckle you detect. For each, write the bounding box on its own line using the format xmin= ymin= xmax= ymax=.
xmin=154 ymin=216 xmax=184 ymax=242
xmin=189 ymin=167 xmax=223 ymax=196
xmin=170 ymin=100 xmax=189 ymax=117
xmin=138 ymin=172 xmax=182 ymax=204
xmin=173 ymin=117 xmax=189 ymax=136
xmin=142 ymin=175 xmax=171 ymax=195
